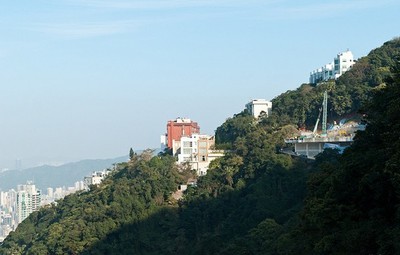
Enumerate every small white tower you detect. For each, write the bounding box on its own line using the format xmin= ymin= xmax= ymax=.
xmin=245 ymin=99 xmax=272 ymax=119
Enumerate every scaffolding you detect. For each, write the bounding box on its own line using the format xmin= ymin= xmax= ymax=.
xmin=313 ymin=91 xmax=328 ymax=136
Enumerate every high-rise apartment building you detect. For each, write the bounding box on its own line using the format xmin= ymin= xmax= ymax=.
xmin=16 ymin=182 xmax=41 ymax=224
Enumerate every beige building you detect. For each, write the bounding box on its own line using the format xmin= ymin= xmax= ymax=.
xmin=177 ymin=134 xmax=224 ymax=176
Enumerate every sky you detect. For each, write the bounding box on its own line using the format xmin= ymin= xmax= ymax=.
xmin=0 ymin=0 xmax=399 ymax=169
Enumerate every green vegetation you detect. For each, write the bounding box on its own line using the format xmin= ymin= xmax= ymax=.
xmin=286 ymin=58 xmax=400 ymax=254
xmin=0 ymin=151 xmax=189 ymax=254
xmin=272 ymin=38 xmax=400 ymax=129
xmin=1 ymin=38 xmax=399 ymax=254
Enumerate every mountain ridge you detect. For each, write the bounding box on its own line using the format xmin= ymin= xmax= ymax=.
xmin=0 ymin=156 xmax=128 ymax=191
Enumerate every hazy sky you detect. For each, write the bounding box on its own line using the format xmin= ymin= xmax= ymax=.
xmin=0 ymin=0 xmax=399 ymax=169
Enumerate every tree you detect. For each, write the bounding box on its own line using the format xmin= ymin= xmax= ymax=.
xmin=129 ymin=147 xmax=135 ymax=160
xmin=215 ymin=111 xmax=256 ymax=149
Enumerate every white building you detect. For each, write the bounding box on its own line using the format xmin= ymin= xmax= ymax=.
xmin=0 ymin=192 xmax=7 ymax=207
xmin=75 ymin=181 xmax=85 ymax=191
xmin=47 ymin=187 xmax=54 ymax=199
xmin=160 ymin=134 xmax=167 ymax=151
xmin=176 ymin=134 xmax=224 ymax=176
xmin=310 ymin=50 xmax=355 ymax=84
xmin=245 ymin=99 xmax=272 ymax=119
xmin=334 ymin=50 xmax=355 ymax=78
xmin=54 ymin=187 xmax=64 ymax=200
xmin=177 ymin=135 xmax=200 ymax=163
xmin=84 ymin=170 xmax=110 ymax=189
xmin=309 ymin=63 xmax=334 ymax=84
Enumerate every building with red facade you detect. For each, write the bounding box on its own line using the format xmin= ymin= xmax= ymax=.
xmin=160 ymin=117 xmax=224 ymax=176
xmin=162 ymin=118 xmax=200 ymax=150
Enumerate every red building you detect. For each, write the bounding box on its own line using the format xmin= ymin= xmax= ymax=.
xmin=166 ymin=118 xmax=200 ymax=149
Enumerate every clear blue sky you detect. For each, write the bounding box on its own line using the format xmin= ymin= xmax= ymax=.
xmin=0 ymin=0 xmax=399 ymax=169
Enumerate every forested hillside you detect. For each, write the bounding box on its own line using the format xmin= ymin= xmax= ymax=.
xmin=1 ymin=38 xmax=399 ymax=255
xmin=270 ymin=38 xmax=400 ymax=130
xmin=283 ymin=54 xmax=400 ymax=254
xmin=0 ymin=151 xmax=192 ymax=254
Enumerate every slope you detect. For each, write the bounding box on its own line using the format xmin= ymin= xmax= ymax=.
xmin=1 ymin=38 xmax=399 ymax=255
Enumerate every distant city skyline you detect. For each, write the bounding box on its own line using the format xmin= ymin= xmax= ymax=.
xmin=1 ymin=0 xmax=399 ymax=169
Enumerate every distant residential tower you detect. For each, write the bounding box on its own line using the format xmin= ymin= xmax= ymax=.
xmin=16 ymin=182 xmax=41 ymax=224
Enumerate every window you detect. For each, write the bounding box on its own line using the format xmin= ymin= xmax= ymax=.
xmin=199 ymin=141 xmax=207 ymax=147
xmin=183 ymin=141 xmax=192 ymax=148
xmin=183 ymin=148 xmax=192 ymax=154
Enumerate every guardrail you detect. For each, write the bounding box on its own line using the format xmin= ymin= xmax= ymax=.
xmin=285 ymin=135 xmax=354 ymax=143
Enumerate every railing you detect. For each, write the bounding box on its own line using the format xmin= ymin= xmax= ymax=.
xmin=285 ymin=135 xmax=354 ymax=143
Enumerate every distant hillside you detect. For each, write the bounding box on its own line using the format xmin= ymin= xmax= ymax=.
xmin=0 ymin=156 xmax=127 ymax=191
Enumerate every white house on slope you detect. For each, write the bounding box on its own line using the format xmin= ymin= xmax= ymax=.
xmin=246 ymin=99 xmax=272 ymax=119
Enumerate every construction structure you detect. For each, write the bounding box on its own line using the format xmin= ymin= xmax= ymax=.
xmin=284 ymin=91 xmax=363 ymax=159
xmin=312 ymin=91 xmax=328 ymax=136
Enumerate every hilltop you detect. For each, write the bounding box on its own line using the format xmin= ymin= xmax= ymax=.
xmin=271 ymin=38 xmax=400 ymax=129
xmin=1 ymin=38 xmax=399 ymax=254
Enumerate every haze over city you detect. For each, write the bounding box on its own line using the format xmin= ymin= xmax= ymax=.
xmin=1 ymin=0 xmax=399 ymax=169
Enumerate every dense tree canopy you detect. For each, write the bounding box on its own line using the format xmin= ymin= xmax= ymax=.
xmin=287 ymin=58 xmax=400 ymax=255
xmin=0 ymin=154 xmax=188 ymax=254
